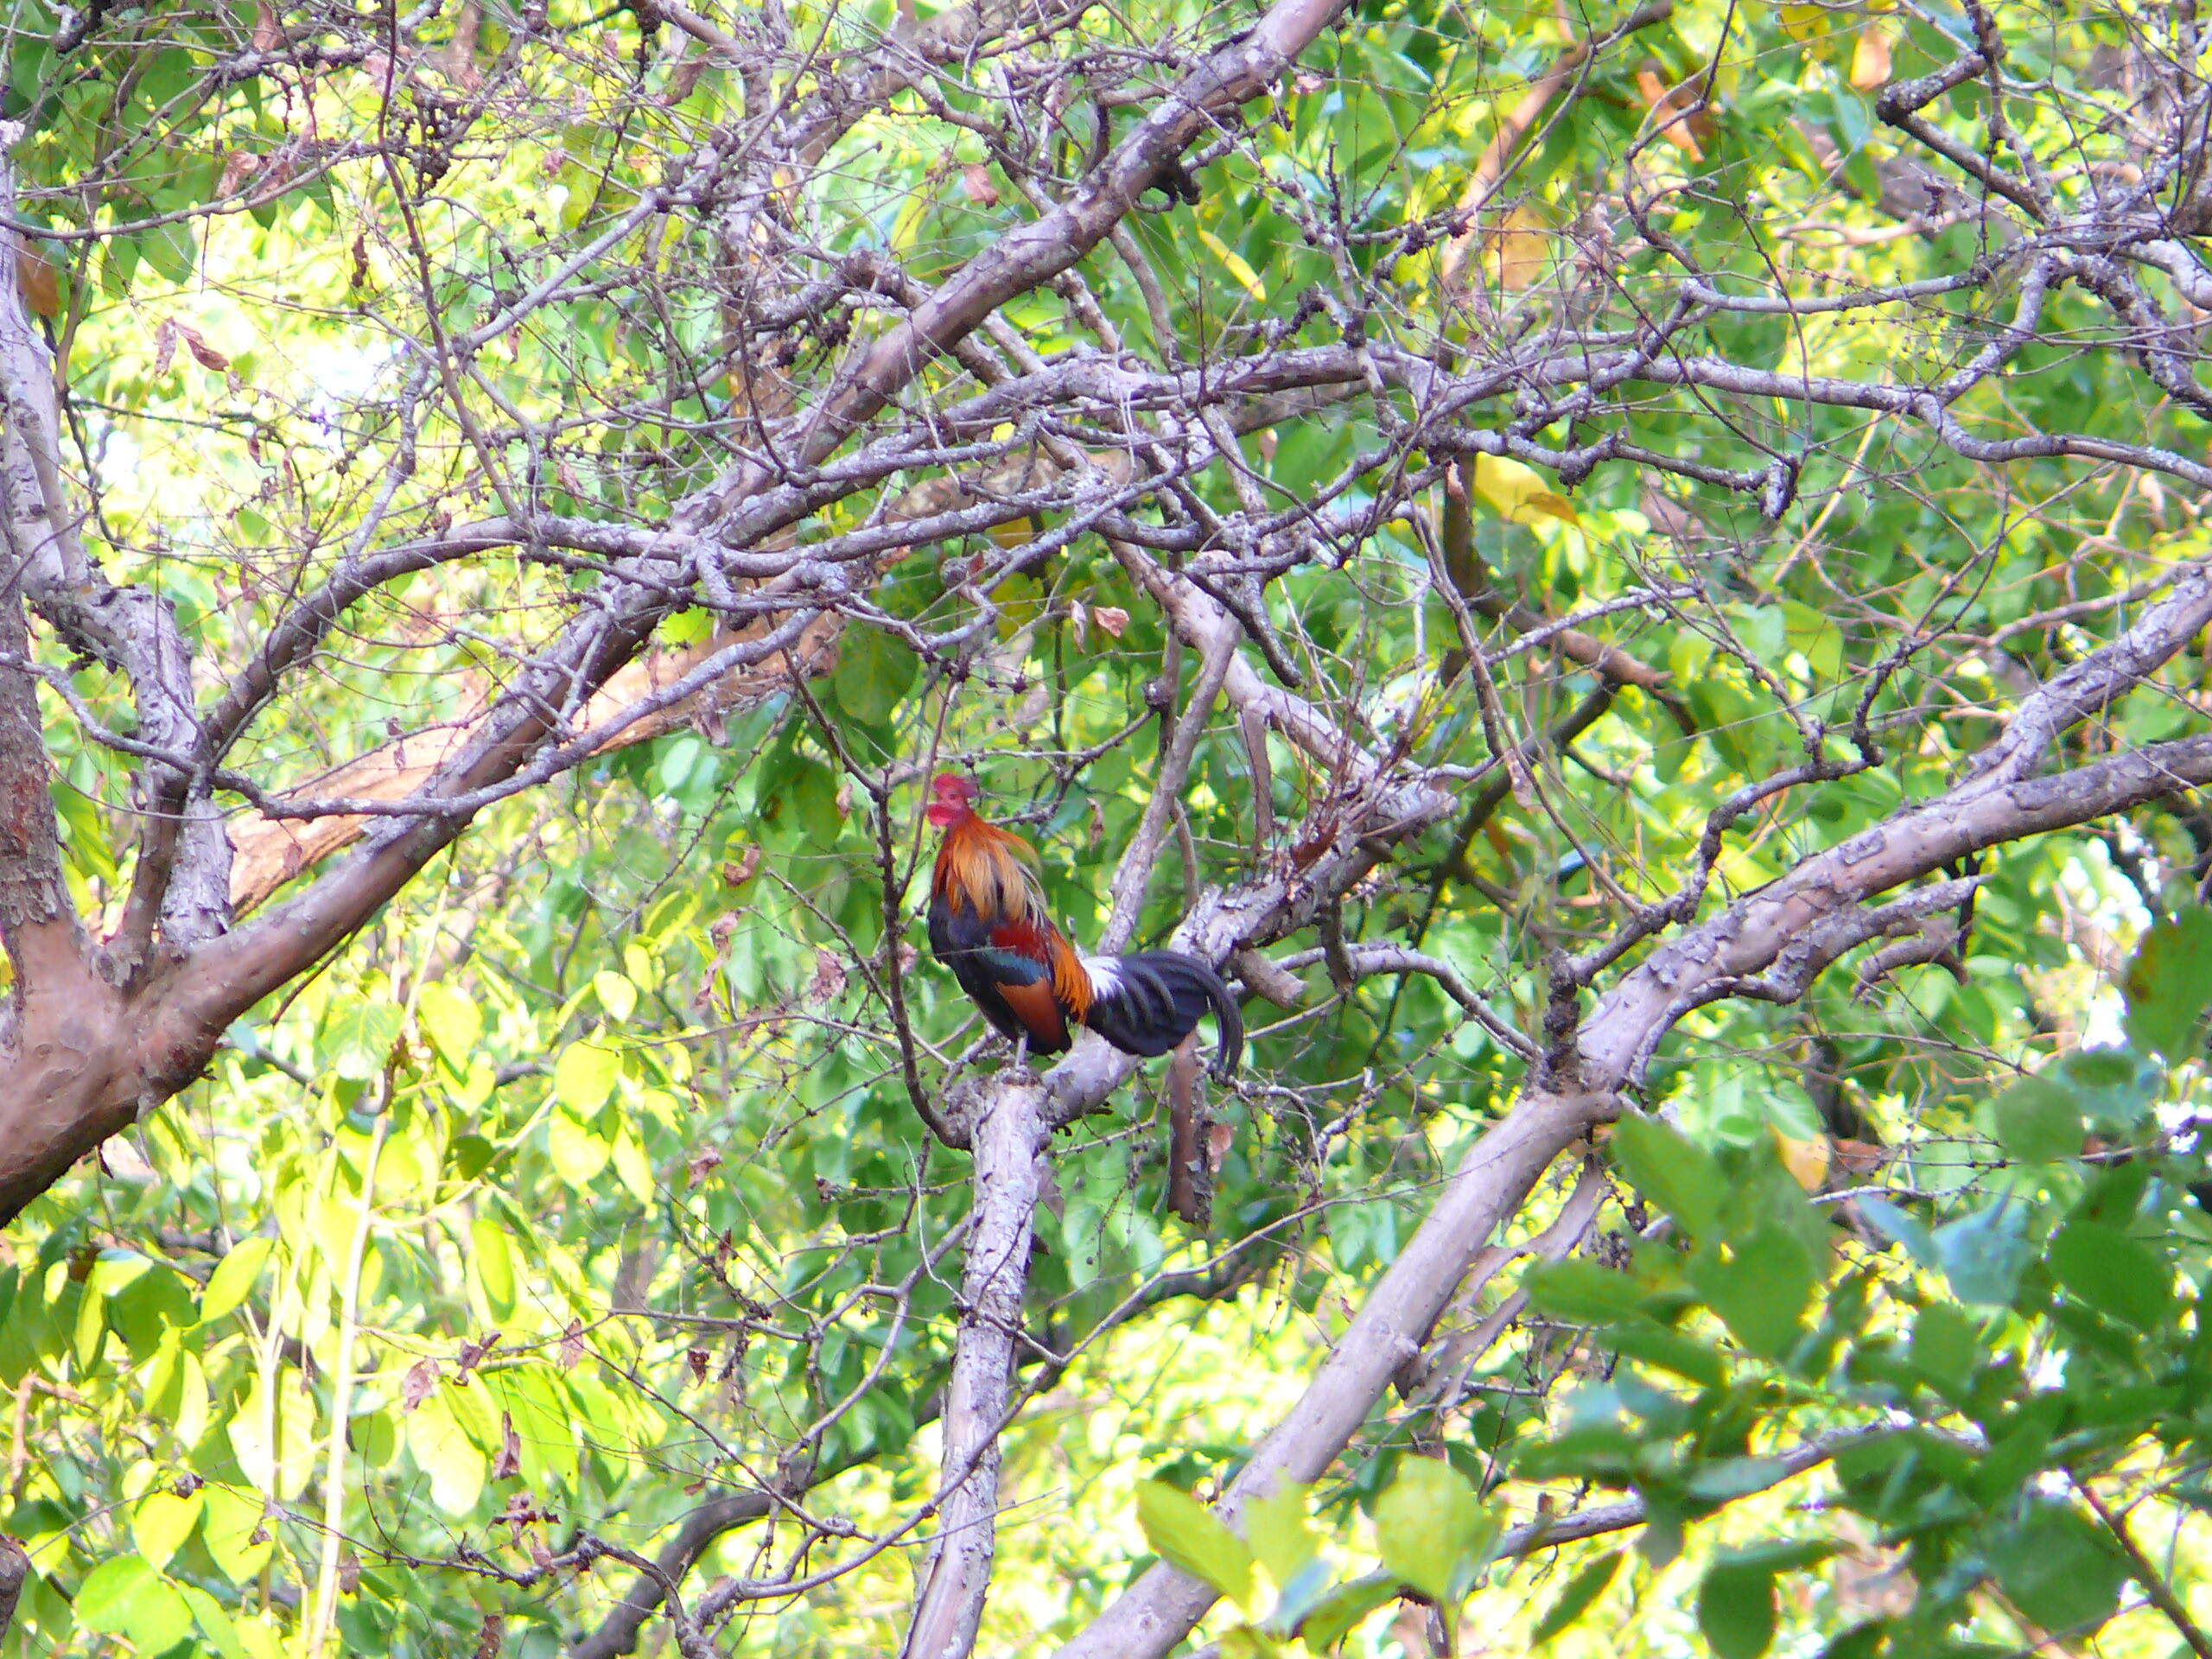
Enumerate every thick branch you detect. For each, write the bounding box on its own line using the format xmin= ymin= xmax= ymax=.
xmin=902 ymin=1077 xmax=1046 ymax=1659
xmin=0 ymin=163 xmax=228 ymax=957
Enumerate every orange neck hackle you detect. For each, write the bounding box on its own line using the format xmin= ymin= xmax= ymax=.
xmin=925 ymin=777 xmax=1093 ymax=1019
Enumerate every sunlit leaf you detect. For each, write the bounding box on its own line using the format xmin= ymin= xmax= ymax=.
xmin=1135 ymin=1480 xmax=1254 ymax=1607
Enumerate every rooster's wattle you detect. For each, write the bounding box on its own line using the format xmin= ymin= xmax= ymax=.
xmin=924 ymin=772 xmax=1242 ymax=1078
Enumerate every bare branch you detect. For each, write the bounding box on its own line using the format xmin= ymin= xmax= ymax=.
xmin=902 ymin=1077 xmax=1046 ymax=1659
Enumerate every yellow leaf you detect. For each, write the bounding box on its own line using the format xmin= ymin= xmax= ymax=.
xmin=1471 ymin=454 xmax=1577 ymax=525
xmin=1195 ymin=227 xmax=1264 ymax=302
xmin=1780 ymin=3 xmax=1827 ymax=40
xmin=1484 ymin=207 xmax=1548 ymax=289
xmin=1774 ymin=1126 xmax=1831 ymax=1192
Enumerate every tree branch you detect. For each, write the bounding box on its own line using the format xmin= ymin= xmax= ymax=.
xmin=901 ymin=1077 xmax=1046 ymax=1659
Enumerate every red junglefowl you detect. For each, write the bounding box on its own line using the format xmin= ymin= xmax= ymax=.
xmin=925 ymin=772 xmax=1243 ymax=1078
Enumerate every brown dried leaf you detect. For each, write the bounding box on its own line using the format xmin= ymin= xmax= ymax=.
xmin=960 ymin=162 xmax=1001 ymax=207
xmin=178 ymin=322 xmax=229 ymax=372
xmin=558 ymin=1319 xmax=587 ymax=1370
xmin=218 ymin=149 xmax=261 ymax=199
xmin=807 ymin=946 xmax=847 ymax=1003
xmin=401 ymin=1358 xmax=440 ymax=1410
xmin=1635 ymin=66 xmax=1707 ymax=161
xmin=666 ymin=54 xmax=709 ymax=105
xmin=490 ymin=1410 xmax=523 ymax=1480
xmin=686 ymin=1145 xmax=723 ymax=1188
xmin=1850 ymin=24 xmax=1893 ymax=90
xmin=1092 ymin=605 xmax=1130 ymax=638
xmin=151 ymin=317 xmax=178 ymax=379
xmin=252 ymin=0 xmax=282 ymax=53
xmin=15 ymin=240 xmax=58 ymax=320
xmin=1205 ymin=1117 xmax=1235 ymax=1173
xmin=440 ymin=0 xmax=484 ymax=91
xmin=455 ymin=1329 xmax=502 ymax=1378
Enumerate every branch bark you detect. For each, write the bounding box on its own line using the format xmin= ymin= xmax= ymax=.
xmin=901 ymin=1077 xmax=1046 ymax=1659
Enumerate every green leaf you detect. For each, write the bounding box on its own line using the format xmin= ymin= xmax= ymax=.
xmin=1375 ymin=1456 xmax=1491 ymax=1602
xmin=1934 ymin=1200 xmax=2034 ymax=1306
xmin=1523 ymin=1258 xmax=1646 ymax=1325
xmin=1983 ymin=1501 xmax=2124 ymax=1633
xmin=553 ymin=1040 xmax=621 ymax=1114
xmin=131 ymin=1486 xmax=205 ymax=1569
xmin=200 ymin=1483 xmax=275 ymax=1584
xmin=198 ymin=1236 xmax=274 ymax=1325
xmin=416 ymin=981 xmax=481 ymax=1065
xmin=141 ymin=219 xmax=197 ymax=284
xmin=1857 ymin=1197 xmax=1939 ymax=1268
xmin=1986 ymin=1077 xmax=2081 ymax=1164
xmin=1294 ymin=1572 xmax=1397 ymax=1651
xmin=2049 ymin=1218 xmax=2173 ymax=1332
xmin=1610 ymin=1115 xmax=1725 ymax=1242
xmin=612 ymin=1127 xmax=657 ymax=1204
xmin=1697 ymin=1560 xmax=1777 ymax=1659
xmin=1531 ymin=1548 xmax=1623 ymax=1644
xmin=1909 ymin=1301 xmax=1980 ymax=1393
xmin=593 ymin=969 xmax=638 ymax=1021
xmin=1135 ymin=1479 xmax=1254 ymax=1607
xmin=1686 ymin=1456 xmax=1789 ymax=1502
xmin=175 ymin=1581 xmax=253 ymax=1659
xmin=1241 ymin=1478 xmax=1316 ymax=1591
xmin=76 ymin=1556 xmax=194 ymax=1651
xmin=409 ymin=1393 xmax=487 ymax=1516
xmin=658 ymin=734 xmax=703 ymax=793
xmin=833 ymin=626 xmax=917 ymax=724
xmin=227 ymin=1376 xmax=315 ymax=1499
xmin=106 ymin=1259 xmax=195 ymax=1356
xmin=1685 ymin=1225 xmax=1815 ymax=1360
xmin=2054 ymin=1046 xmax=2158 ymax=1134
xmin=324 ymin=999 xmax=404 ymax=1081
xmin=100 ymin=232 xmax=141 ymax=296
xmin=2123 ymin=906 xmax=2212 ymax=1057
xmin=470 ymin=1215 xmax=518 ymax=1318
xmin=73 ymin=1556 xmax=156 ymax=1631
xmin=548 ymin=1109 xmax=612 ymax=1186
xmin=1607 ymin=1321 xmax=1727 ymax=1389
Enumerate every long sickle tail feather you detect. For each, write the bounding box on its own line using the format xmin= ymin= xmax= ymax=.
xmin=1079 ymin=951 xmax=1244 ymax=1079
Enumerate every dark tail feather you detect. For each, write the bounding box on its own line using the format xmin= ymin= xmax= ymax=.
xmin=1084 ymin=951 xmax=1244 ymax=1079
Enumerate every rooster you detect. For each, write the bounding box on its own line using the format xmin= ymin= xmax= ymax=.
xmin=924 ymin=772 xmax=1243 ymax=1078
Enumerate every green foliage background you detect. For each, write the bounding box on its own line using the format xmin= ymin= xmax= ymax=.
xmin=4 ymin=0 xmax=2212 ymax=1653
